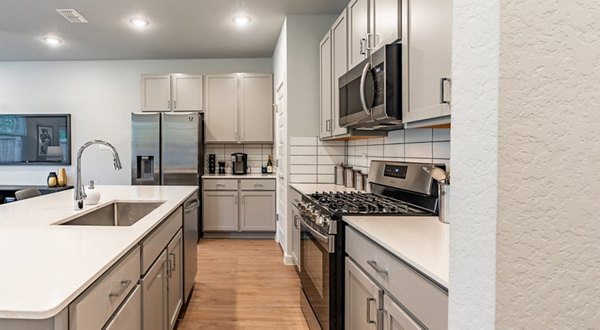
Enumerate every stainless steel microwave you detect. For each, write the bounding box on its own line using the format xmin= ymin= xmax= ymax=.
xmin=339 ymin=43 xmax=402 ymax=130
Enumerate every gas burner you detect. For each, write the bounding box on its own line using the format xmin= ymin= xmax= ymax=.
xmin=309 ymin=191 xmax=423 ymax=216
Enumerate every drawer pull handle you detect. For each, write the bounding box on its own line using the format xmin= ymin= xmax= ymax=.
xmin=169 ymin=252 xmax=176 ymax=271
xmin=109 ymin=279 xmax=132 ymax=298
xmin=366 ymin=297 xmax=376 ymax=324
xmin=216 ymin=184 xmax=226 ymax=187
xmin=367 ymin=260 xmax=388 ymax=275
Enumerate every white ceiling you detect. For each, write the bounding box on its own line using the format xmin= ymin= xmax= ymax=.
xmin=0 ymin=0 xmax=346 ymax=61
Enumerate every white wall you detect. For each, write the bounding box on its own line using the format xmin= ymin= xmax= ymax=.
xmin=449 ymin=0 xmax=499 ymax=328
xmin=496 ymin=0 xmax=600 ymax=327
xmin=0 ymin=58 xmax=272 ymax=186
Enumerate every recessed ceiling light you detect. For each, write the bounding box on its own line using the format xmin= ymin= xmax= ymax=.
xmin=129 ymin=17 xmax=149 ymax=27
xmin=233 ymin=15 xmax=251 ymax=26
xmin=43 ymin=36 xmax=62 ymax=45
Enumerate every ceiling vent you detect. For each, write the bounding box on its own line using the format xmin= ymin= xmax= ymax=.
xmin=56 ymin=9 xmax=88 ymax=23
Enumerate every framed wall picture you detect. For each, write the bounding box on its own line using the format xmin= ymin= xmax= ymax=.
xmin=37 ymin=125 xmax=53 ymax=157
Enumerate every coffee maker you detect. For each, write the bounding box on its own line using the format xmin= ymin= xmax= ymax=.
xmin=231 ymin=153 xmax=249 ymax=174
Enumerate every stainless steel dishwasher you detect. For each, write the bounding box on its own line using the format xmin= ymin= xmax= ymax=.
xmin=183 ymin=193 xmax=199 ymax=303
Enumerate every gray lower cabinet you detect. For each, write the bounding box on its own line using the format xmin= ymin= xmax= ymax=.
xmin=289 ymin=187 xmax=302 ymax=269
xmin=240 ymin=191 xmax=276 ymax=231
xmin=382 ymin=294 xmax=422 ymax=330
xmin=167 ymin=230 xmax=184 ymax=329
xmin=104 ymin=285 xmax=142 ymax=330
xmin=345 ymin=258 xmax=382 ymax=330
xmin=203 ymin=190 xmax=239 ymax=231
xmin=142 ymin=251 xmax=168 ymax=330
xmin=203 ymin=178 xmax=276 ymax=233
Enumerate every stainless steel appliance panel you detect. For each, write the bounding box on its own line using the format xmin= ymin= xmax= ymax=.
xmin=131 ymin=113 xmax=161 ymax=185
xmin=183 ymin=194 xmax=199 ymax=302
xmin=161 ymin=113 xmax=201 ymax=185
xmin=368 ymin=161 xmax=435 ymax=196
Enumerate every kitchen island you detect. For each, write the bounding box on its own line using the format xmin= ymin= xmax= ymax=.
xmin=0 ymin=185 xmax=197 ymax=328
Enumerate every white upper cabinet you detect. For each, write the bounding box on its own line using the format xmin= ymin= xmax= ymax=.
xmin=331 ymin=10 xmax=349 ymax=136
xmin=403 ymin=0 xmax=452 ymax=124
xmin=205 ymin=73 xmax=273 ymax=143
xmin=319 ymin=31 xmax=333 ymax=139
xmin=205 ymin=75 xmax=238 ymax=143
xmin=240 ymin=74 xmax=274 ymax=143
xmin=371 ymin=0 xmax=401 ymax=50
xmin=141 ymin=74 xmax=204 ymax=112
xmin=171 ymin=74 xmax=203 ymax=111
xmin=141 ymin=75 xmax=172 ymax=111
xmin=348 ymin=0 xmax=370 ymax=70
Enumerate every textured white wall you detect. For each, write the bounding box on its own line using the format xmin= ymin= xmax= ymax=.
xmin=449 ymin=0 xmax=499 ymax=328
xmin=0 ymin=58 xmax=272 ymax=186
xmin=496 ymin=0 xmax=600 ymax=327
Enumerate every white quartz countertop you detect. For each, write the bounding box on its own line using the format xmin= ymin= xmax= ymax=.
xmin=0 ymin=185 xmax=197 ymax=320
xmin=202 ymin=173 xmax=276 ymax=179
xmin=343 ymin=216 xmax=449 ymax=288
xmin=289 ymin=183 xmax=361 ymax=195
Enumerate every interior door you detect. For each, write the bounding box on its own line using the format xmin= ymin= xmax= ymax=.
xmin=167 ymin=230 xmax=183 ymax=330
xmin=161 ymin=112 xmax=199 ymax=185
xmin=205 ymin=74 xmax=238 ymax=142
xmin=171 ymin=74 xmax=203 ymax=111
xmin=345 ymin=257 xmax=382 ymax=330
xmin=274 ymin=81 xmax=287 ymax=246
xmin=142 ymin=251 xmax=168 ymax=330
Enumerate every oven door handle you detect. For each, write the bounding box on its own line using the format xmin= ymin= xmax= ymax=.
xmin=359 ymin=62 xmax=372 ymax=116
xmin=300 ymin=217 xmax=329 ymax=244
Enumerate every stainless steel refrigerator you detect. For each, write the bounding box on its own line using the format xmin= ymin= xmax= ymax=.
xmin=131 ymin=112 xmax=203 ymax=303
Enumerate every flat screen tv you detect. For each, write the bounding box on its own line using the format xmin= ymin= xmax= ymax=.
xmin=0 ymin=114 xmax=71 ymax=165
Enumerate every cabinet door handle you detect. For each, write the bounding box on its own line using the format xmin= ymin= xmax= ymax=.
xmin=366 ymin=33 xmax=375 ymax=50
xmin=167 ymin=100 xmax=171 ymax=109
xmin=173 ymin=100 xmax=177 ymax=109
xmin=169 ymin=252 xmax=176 ymax=272
xmin=440 ymin=78 xmax=451 ymax=104
xmin=367 ymin=260 xmax=388 ymax=275
xmin=109 ymin=279 xmax=132 ymax=298
xmin=366 ymin=297 xmax=376 ymax=324
xmin=360 ymin=38 xmax=367 ymax=55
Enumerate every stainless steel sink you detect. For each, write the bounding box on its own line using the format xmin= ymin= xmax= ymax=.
xmin=60 ymin=201 xmax=164 ymax=226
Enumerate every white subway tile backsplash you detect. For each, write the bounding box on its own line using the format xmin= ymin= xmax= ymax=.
xmin=354 ymin=139 xmax=369 ymax=146
xmin=368 ymin=137 xmax=384 ymax=145
xmin=433 ymin=141 xmax=451 ymax=159
xmin=317 ymin=165 xmax=336 ymax=174
xmin=290 ymin=165 xmax=318 ymax=174
xmin=290 ymin=174 xmax=317 ymax=183
xmin=405 ymin=143 xmax=433 ymax=158
xmin=290 ymin=155 xmax=317 ymax=165
xmin=317 ymin=174 xmax=335 ymax=184
xmin=319 ymin=140 xmax=345 ymax=146
xmin=433 ymin=128 xmax=451 ymax=141
xmin=404 ymin=158 xmax=434 ymax=164
xmin=290 ymin=137 xmax=318 ymax=146
xmin=405 ymin=128 xmax=432 ymax=143
xmin=384 ymin=144 xmax=404 ymax=158
xmin=318 ymin=145 xmax=344 ymax=156
xmin=290 ymin=146 xmax=317 ymax=155
xmin=355 ymin=145 xmax=368 ymax=157
xmin=384 ymin=130 xmax=405 ymax=144
xmin=367 ymin=145 xmax=384 ymax=157
xmin=318 ymin=155 xmax=345 ymax=165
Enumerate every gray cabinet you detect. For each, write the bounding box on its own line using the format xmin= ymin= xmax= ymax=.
xmin=141 ymin=74 xmax=203 ymax=112
xmin=345 ymin=257 xmax=382 ymax=330
xmin=104 ymin=285 xmax=142 ymax=330
xmin=203 ymin=178 xmax=276 ymax=234
xmin=202 ymin=190 xmax=239 ymax=231
xmin=240 ymin=191 xmax=276 ymax=231
xmin=319 ymin=31 xmax=333 ymax=139
xmin=403 ymin=0 xmax=452 ymax=126
xmin=383 ymin=294 xmax=423 ymax=330
xmin=167 ymin=230 xmax=183 ymax=330
xmin=205 ymin=73 xmax=273 ymax=143
xmin=348 ymin=0 xmax=370 ymax=70
xmin=371 ymin=0 xmax=401 ymax=51
xmin=142 ymin=251 xmax=168 ymax=330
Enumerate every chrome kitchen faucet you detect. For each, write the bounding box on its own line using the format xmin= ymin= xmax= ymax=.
xmin=74 ymin=140 xmax=122 ymax=210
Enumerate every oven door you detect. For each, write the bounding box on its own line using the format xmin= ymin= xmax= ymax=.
xmin=300 ymin=217 xmax=331 ymax=329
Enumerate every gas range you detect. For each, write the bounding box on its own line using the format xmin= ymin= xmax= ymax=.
xmin=297 ymin=161 xmax=443 ymax=330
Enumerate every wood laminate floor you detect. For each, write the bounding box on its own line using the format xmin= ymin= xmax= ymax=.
xmin=177 ymin=239 xmax=309 ymax=329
